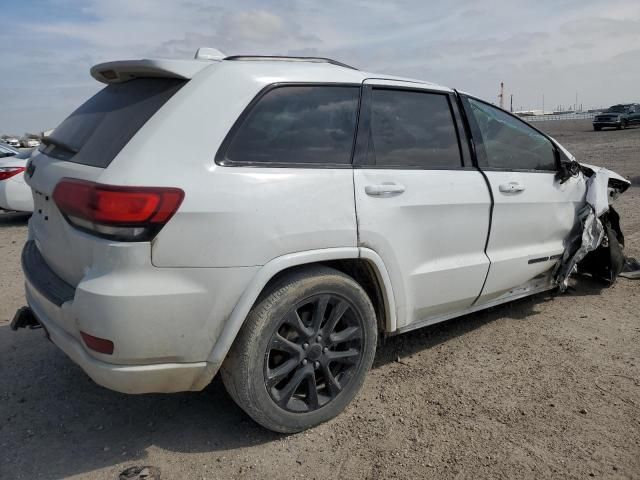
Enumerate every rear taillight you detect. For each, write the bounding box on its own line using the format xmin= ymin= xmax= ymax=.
xmin=52 ymin=178 xmax=184 ymax=241
xmin=0 ymin=167 xmax=25 ymax=181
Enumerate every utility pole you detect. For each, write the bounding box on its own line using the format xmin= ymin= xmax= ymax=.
xmin=542 ymin=94 xmax=545 ymax=115
xmin=498 ymin=82 xmax=504 ymax=109
xmin=510 ymin=94 xmax=513 ymax=112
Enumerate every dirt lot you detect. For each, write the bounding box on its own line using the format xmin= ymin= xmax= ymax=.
xmin=1 ymin=119 xmax=639 ymax=479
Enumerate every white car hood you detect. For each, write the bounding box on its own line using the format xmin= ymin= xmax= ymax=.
xmin=578 ymin=162 xmax=630 ymax=190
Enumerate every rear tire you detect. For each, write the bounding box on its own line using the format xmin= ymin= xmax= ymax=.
xmin=593 ymin=126 xmax=601 ymax=131
xmin=221 ymin=266 xmax=377 ymax=433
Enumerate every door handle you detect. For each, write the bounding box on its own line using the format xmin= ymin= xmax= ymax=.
xmin=498 ymin=181 xmax=525 ymax=194
xmin=364 ymin=183 xmax=406 ymax=196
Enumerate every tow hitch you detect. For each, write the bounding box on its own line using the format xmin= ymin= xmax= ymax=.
xmin=10 ymin=306 xmax=41 ymax=331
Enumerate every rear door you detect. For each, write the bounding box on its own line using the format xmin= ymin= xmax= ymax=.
xmin=26 ymin=78 xmax=186 ymax=286
xmin=353 ymin=80 xmax=491 ymax=328
xmin=460 ymin=95 xmax=587 ymax=302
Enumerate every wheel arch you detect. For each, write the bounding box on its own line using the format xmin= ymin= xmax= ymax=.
xmin=199 ymin=247 xmax=397 ymax=386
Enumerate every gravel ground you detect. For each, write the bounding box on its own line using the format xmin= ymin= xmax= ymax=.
xmin=0 ymin=119 xmax=638 ymax=479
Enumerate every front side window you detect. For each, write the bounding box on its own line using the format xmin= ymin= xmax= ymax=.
xmin=466 ymin=98 xmax=556 ymax=171
xmin=368 ymin=89 xmax=462 ymax=169
xmin=223 ymin=85 xmax=360 ymax=165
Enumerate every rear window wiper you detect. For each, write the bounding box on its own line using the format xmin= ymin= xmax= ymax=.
xmin=41 ymin=137 xmax=79 ymax=155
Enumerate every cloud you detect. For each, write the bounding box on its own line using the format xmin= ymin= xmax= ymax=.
xmin=221 ymin=10 xmax=291 ymax=44
xmin=2 ymin=0 xmax=640 ymax=133
xmin=152 ymin=9 xmax=321 ymax=59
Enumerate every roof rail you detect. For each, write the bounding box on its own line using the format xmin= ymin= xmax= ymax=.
xmin=224 ymin=55 xmax=358 ymax=70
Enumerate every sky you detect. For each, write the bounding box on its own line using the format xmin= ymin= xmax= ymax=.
xmin=1 ymin=0 xmax=640 ymax=135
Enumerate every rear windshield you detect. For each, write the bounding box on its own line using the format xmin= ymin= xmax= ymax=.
xmin=42 ymin=78 xmax=186 ymax=168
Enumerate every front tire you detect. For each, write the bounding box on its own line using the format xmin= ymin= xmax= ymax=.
xmin=221 ymin=266 xmax=377 ymax=433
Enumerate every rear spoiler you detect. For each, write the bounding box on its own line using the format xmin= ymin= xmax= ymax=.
xmin=90 ymin=58 xmax=212 ymax=84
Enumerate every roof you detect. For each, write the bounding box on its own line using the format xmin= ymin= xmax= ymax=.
xmin=90 ymin=53 xmax=451 ymax=92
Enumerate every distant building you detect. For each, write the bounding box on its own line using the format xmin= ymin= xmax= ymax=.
xmin=515 ymin=110 xmax=544 ymax=117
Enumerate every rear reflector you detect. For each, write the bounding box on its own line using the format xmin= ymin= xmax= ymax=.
xmin=0 ymin=167 xmax=26 ymax=181
xmin=52 ymin=178 xmax=184 ymax=241
xmin=80 ymin=331 xmax=114 ymax=355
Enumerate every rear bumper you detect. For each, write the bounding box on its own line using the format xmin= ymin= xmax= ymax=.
xmin=593 ymin=121 xmax=621 ymax=127
xmin=25 ymin=278 xmax=211 ymax=394
xmin=21 ymin=240 xmax=258 ymax=394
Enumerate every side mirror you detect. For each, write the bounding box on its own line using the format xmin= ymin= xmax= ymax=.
xmin=556 ymin=159 xmax=581 ymax=184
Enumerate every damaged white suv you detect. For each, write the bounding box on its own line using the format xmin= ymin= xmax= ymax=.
xmin=14 ymin=51 xmax=630 ymax=433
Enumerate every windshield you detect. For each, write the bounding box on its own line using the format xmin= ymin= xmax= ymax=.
xmin=605 ymin=105 xmax=629 ymax=114
xmin=0 ymin=145 xmax=18 ymax=158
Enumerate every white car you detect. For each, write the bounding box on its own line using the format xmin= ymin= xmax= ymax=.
xmin=21 ymin=138 xmax=41 ymax=148
xmin=3 ymin=137 xmax=20 ymax=148
xmin=0 ymin=145 xmax=33 ymax=212
xmin=14 ymin=51 xmax=630 ymax=433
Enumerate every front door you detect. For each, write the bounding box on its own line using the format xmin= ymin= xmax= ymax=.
xmin=460 ymin=95 xmax=587 ymax=303
xmin=353 ymin=80 xmax=492 ymax=329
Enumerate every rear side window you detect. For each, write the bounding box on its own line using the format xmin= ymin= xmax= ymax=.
xmin=222 ymin=86 xmax=360 ymax=166
xmin=42 ymin=78 xmax=185 ymax=168
xmin=466 ymin=98 xmax=556 ymax=171
xmin=368 ymin=89 xmax=462 ymax=168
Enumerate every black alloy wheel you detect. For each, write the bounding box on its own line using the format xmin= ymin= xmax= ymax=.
xmin=264 ymin=294 xmax=364 ymax=413
xmin=221 ymin=266 xmax=377 ymax=432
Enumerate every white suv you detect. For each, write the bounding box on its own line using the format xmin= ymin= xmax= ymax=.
xmin=16 ymin=52 xmax=629 ymax=433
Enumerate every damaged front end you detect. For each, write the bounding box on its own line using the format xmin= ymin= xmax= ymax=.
xmin=554 ymin=160 xmax=632 ymax=291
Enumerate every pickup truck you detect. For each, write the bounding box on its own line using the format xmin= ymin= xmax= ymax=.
xmin=593 ymin=103 xmax=640 ymax=130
